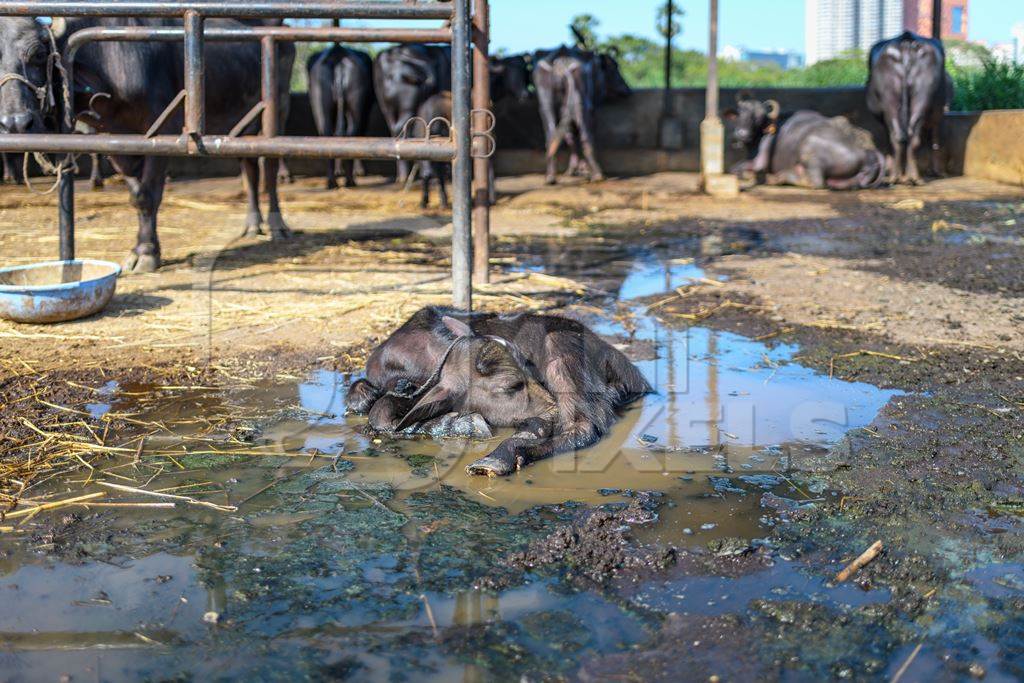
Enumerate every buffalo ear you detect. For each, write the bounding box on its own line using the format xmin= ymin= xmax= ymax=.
xmin=722 ymin=108 xmax=738 ymax=121
xmin=442 ymin=315 xmax=473 ymax=339
xmin=474 ymin=340 xmax=509 ymax=377
xmin=395 ymin=384 xmax=453 ymax=432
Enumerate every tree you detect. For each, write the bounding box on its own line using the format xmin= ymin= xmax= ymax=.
xmin=657 ymin=1 xmax=684 ymax=41
xmin=570 ymin=14 xmax=599 ymax=49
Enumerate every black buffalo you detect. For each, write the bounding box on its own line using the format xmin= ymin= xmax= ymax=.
xmin=347 ymin=306 xmax=652 ymax=476
xmin=726 ymin=96 xmax=886 ymax=190
xmin=373 ymin=43 xmax=451 ymax=183
xmin=532 ymin=45 xmax=631 ymax=184
xmin=307 ymin=44 xmax=374 ymax=190
xmin=414 ymin=55 xmax=532 ymax=209
xmin=867 ymin=31 xmax=952 ymax=185
xmin=0 ymin=17 xmax=295 ymax=272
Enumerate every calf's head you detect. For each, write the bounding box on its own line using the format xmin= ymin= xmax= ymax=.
xmin=723 ymin=97 xmax=780 ymax=147
xmin=395 ymin=317 xmax=556 ymax=432
xmin=0 ymin=18 xmax=60 ymax=134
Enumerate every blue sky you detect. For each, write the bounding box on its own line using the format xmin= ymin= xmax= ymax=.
xmin=490 ymin=0 xmax=1024 ymax=55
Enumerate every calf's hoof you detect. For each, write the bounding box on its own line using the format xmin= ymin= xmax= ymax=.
xmin=266 ymin=213 xmax=292 ymax=240
xmin=326 ymin=179 xmax=339 ymax=191
xmin=544 ymin=175 xmax=557 ymax=186
xmin=122 ymin=250 xmax=159 ymax=274
xmin=466 ymin=449 xmax=519 ymax=477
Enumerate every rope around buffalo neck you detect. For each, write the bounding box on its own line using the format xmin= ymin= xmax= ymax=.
xmin=0 ymin=26 xmax=79 ymax=194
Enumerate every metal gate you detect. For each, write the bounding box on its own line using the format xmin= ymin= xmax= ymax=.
xmin=0 ymin=0 xmax=493 ymax=309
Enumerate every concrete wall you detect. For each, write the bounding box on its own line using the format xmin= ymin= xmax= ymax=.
xmin=154 ymin=87 xmax=1023 ymax=187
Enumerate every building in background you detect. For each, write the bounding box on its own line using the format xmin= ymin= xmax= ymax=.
xmin=806 ymin=0 xmax=970 ymax=64
xmin=722 ymin=45 xmax=805 ymax=70
xmin=904 ymin=0 xmax=968 ymax=41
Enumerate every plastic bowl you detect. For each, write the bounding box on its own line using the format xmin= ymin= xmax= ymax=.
xmin=0 ymin=259 xmax=121 ymax=324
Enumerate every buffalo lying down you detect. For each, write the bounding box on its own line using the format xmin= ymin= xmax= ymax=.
xmin=348 ymin=307 xmax=652 ymax=476
xmin=726 ymin=97 xmax=886 ymax=190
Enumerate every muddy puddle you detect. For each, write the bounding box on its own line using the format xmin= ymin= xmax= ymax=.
xmin=0 ymin=250 xmax=905 ymax=680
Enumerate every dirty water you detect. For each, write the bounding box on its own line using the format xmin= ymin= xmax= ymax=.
xmin=0 ymin=249 xmax=907 ymax=680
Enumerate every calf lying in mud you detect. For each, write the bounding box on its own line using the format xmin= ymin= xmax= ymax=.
xmin=348 ymin=307 xmax=652 ymax=476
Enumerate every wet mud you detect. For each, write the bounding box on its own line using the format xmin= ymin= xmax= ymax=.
xmin=2 ymin=182 xmax=1023 ymax=681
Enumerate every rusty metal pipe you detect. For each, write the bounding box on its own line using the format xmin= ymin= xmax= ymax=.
xmin=451 ymin=0 xmax=472 ymax=311
xmin=0 ymin=134 xmax=457 ymax=161
xmin=183 ymin=10 xmax=204 ymax=139
xmin=0 ymin=1 xmax=453 ymax=20
xmin=65 ymin=25 xmax=453 ymax=46
xmin=471 ymin=0 xmax=490 ymax=285
xmin=261 ymin=36 xmax=278 ymax=138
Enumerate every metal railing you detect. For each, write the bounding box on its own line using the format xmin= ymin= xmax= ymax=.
xmin=0 ymin=0 xmax=491 ymax=309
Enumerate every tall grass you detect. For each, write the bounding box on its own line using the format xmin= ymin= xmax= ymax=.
xmin=950 ymin=60 xmax=1024 ymax=112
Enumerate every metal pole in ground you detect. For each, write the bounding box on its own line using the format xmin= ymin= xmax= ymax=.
xmin=699 ymin=0 xmax=735 ymax=196
xmin=58 ymin=165 xmax=74 ymax=261
xmin=931 ymin=0 xmax=943 ymax=39
xmin=471 ymin=0 xmax=491 ymax=285
xmin=183 ymin=10 xmax=205 ymax=146
xmin=451 ymin=0 xmax=473 ymax=310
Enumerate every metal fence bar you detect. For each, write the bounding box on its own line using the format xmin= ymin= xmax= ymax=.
xmin=183 ymin=10 xmax=204 ymax=139
xmin=451 ymin=0 xmax=472 ymax=311
xmin=0 ymin=134 xmax=457 ymax=160
xmin=66 ymin=25 xmax=453 ymax=45
xmin=471 ymin=0 xmax=490 ymax=285
xmin=0 ymin=0 xmax=487 ymax=310
xmin=0 ymin=1 xmax=452 ymax=20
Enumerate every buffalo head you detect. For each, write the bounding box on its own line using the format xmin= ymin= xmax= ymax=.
xmin=723 ymin=96 xmax=780 ymax=147
xmin=490 ymin=54 xmax=532 ymax=103
xmin=596 ymin=50 xmax=631 ymax=101
xmin=395 ymin=316 xmax=556 ymax=432
xmin=0 ymin=18 xmax=60 ymax=134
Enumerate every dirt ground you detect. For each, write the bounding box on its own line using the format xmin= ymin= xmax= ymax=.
xmin=1 ymin=172 xmax=1020 ymax=373
xmin=2 ymin=171 xmax=1023 ymax=680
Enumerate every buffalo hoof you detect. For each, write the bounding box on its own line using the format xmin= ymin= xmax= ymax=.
xmin=122 ymin=250 xmax=159 ymax=274
xmin=466 ymin=450 xmax=519 ymax=477
xmin=267 ymin=213 xmax=292 ymax=240
xmin=91 ymin=179 xmax=104 ymax=191
xmin=242 ymin=212 xmax=264 ymax=238
xmin=344 ymin=178 xmax=357 ymax=189
xmin=544 ymin=175 xmax=557 ymax=186
xmin=590 ymin=172 xmax=606 ymax=183
xmin=326 ymin=179 xmax=339 ymax=191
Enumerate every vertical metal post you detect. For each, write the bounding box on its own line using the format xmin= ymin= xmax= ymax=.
xmin=931 ymin=0 xmax=943 ymax=39
xmin=57 ymin=24 xmax=78 ymax=262
xmin=261 ymin=36 xmax=278 ymax=137
xmin=706 ymin=0 xmax=719 ymax=125
xmin=700 ymin=0 xmax=724 ymax=186
xmin=471 ymin=0 xmax=491 ymax=285
xmin=663 ymin=0 xmax=673 ymax=115
xmin=183 ymin=10 xmax=205 ymax=138
xmin=451 ymin=0 xmax=473 ymax=310
xmin=58 ymin=167 xmax=74 ymax=261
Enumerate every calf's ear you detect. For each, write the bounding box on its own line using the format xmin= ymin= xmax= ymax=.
xmin=474 ymin=340 xmax=510 ymax=377
xmin=395 ymin=384 xmax=453 ymax=432
xmin=442 ymin=315 xmax=473 ymax=338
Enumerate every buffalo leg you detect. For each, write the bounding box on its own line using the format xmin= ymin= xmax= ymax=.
xmin=905 ymin=127 xmax=924 ymax=185
xmin=437 ymin=163 xmax=450 ymax=211
xmin=535 ymin=85 xmax=561 ymax=185
xmin=119 ymin=155 xmax=168 ymax=274
xmin=347 ymin=378 xmax=382 ymax=415
xmin=241 ymin=158 xmax=264 ymax=237
xmin=578 ymin=112 xmax=605 ymax=182
xmin=2 ymin=153 xmax=23 ymax=184
xmin=420 ymin=164 xmax=432 ymax=208
xmin=467 ymin=420 xmax=591 ymax=476
xmin=89 ymin=154 xmax=104 ymax=190
xmin=263 ymin=158 xmax=292 ymax=239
